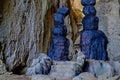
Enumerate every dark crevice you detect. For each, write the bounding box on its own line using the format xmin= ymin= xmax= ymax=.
xmin=12 ymin=64 xmax=27 ymax=75
xmin=82 ymin=60 xmax=89 ymax=72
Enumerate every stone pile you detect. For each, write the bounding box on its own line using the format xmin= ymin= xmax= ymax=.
xmin=48 ymin=8 xmax=70 ymax=61
xmin=80 ymin=0 xmax=108 ymax=60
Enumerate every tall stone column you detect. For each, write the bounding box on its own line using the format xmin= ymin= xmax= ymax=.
xmin=80 ymin=0 xmax=108 ymax=60
xmin=48 ymin=8 xmax=70 ymax=61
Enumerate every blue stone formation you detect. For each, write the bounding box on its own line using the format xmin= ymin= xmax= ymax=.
xmin=48 ymin=8 xmax=70 ymax=61
xmin=81 ymin=0 xmax=96 ymax=6
xmin=80 ymin=0 xmax=108 ymax=60
xmin=83 ymin=6 xmax=96 ymax=16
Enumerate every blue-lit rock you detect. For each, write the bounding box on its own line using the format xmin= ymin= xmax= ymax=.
xmin=80 ymin=0 xmax=108 ymax=60
xmin=82 ymin=15 xmax=99 ymax=30
xmin=26 ymin=54 xmax=53 ymax=76
xmin=81 ymin=0 xmax=96 ymax=6
xmin=48 ymin=8 xmax=70 ymax=61
xmin=83 ymin=6 xmax=96 ymax=16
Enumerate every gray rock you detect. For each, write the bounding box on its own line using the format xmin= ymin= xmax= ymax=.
xmin=85 ymin=60 xmax=114 ymax=78
xmin=96 ymin=0 xmax=120 ymax=60
xmin=31 ymin=75 xmax=55 ymax=80
xmin=109 ymin=61 xmax=120 ymax=75
xmin=76 ymin=50 xmax=85 ymax=66
xmin=26 ymin=67 xmax=36 ymax=76
xmin=0 ymin=0 xmax=120 ymax=73
xmin=50 ymin=61 xmax=82 ymax=79
xmin=98 ymin=75 xmax=120 ymax=80
xmin=0 ymin=60 xmax=7 ymax=75
xmin=0 ymin=74 xmax=30 ymax=80
xmin=34 ymin=63 xmax=42 ymax=74
xmin=31 ymin=59 xmax=40 ymax=67
xmin=26 ymin=54 xmax=53 ymax=76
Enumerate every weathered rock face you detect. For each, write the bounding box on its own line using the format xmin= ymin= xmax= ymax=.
xmin=26 ymin=53 xmax=53 ymax=76
xmin=0 ymin=0 xmax=84 ymax=72
xmin=0 ymin=60 xmax=7 ymax=75
xmin=0 ymin=0 xmax=120 ymax=73
xmin=0 ymin=0 xmax=54 ymax=71
xmin=95 ymin=0 xmax=120 ymax=60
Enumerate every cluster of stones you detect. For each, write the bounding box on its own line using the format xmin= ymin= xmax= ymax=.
xmin=48 ymin=8 xmax=70 ymax=61
xmin=80 ymin=0 xmax=108 ymax=60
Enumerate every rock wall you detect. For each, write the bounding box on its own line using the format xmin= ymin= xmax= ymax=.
xmin=0 ymin=0 xmax=120 ymax=72
xmin=0 ymin=0 xmax=55 ymax=71
xmin=0 ymin=0 xmax=83 ymax=71
xmin=95 ymin=0 xmax=120 ymax=59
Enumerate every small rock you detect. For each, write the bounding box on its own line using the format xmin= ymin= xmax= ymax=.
xmin=76 ymin=50 xmax=85 ymax=66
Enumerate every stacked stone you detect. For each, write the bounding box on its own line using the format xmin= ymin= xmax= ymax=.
xmin=80 ymin=0 xmax=108 ymax=60
xmin=48 ymin=8 xmax=70 ymax=61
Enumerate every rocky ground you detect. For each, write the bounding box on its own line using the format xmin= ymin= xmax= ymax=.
xmin=1 ymin=53 xmax=120 ymax=80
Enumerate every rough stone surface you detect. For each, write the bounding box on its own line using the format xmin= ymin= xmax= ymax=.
xmin=0 ymin=60 xmax=7 ymax=75
xmin=50 ymin=61 xmax=82 ymax=80
xmin=0 ymin=0 xmax=83 ymax=71
xmin=0 ymin=74 xmax=30 ymax=80
xmin=73 ymin=72 xmax=97 ymax=80
xmin=0 ymin=0 xmax=120 ymax=73
xmin=48 ymin=8 xmax=70 ymax=61
xmin=108 ymin=61 xmax=120 ymax=75
xmin=31 ymin=75 xmax=55 ymax=80
xmin=26 ymin=53 xmax=53 ymax=76
xmin=76 ymin=50 xmax=85 ymax=66
xmin=85 ymin=60 xmax=114 ymax=77
xmin=84 ymin=60 xmax=120 ymax=78
xmin=98 ymin=76 xmax=120 ymax=80
xmin=95 ymin=0 xmax=120 ymax=60
xmin=73 ymin=72 xmax=120 ymax=80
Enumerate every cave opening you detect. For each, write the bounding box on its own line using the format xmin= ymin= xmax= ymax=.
xmin=11 ymin=64 xmax=27 ymax=75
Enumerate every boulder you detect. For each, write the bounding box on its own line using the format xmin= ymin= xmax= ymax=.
xmin=85 ymin=60 xmax=114 ymax=77
xmin=26 ymin=54 xmax=53 ymax=76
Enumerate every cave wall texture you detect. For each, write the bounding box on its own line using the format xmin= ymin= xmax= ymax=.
xmin=0 ymin=0 xmax=120 ymax=72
